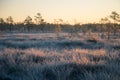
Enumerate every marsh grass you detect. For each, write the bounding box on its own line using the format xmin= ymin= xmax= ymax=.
xmin=0 ymin=33 xmax=120 ymax=80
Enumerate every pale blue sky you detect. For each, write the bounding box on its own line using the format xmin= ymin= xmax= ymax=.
xmin=0 ymin=0 xmax=120 ymax=23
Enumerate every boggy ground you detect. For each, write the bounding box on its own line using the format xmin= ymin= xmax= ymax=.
xmin=0 ymin=33 xmax=120 ymax=80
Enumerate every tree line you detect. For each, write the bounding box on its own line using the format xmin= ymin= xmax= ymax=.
xmin=0 ymin=11 xmax=120 ymax=38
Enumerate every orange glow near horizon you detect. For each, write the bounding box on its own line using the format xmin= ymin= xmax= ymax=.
xmin=0 ymin=0 xmax=120 ymax=24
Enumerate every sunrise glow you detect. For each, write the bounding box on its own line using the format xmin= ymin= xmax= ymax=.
xmin=0 ymin=0 xmax=120 ymax=24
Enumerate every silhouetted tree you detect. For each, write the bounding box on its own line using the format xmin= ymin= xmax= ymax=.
xmin=110 ymin=11 xmax=120 ymax=35
xmin=6 ymin=16 xmax=14 ymax=32
xmin=34 ymin=13 xmax=44 ymax=25
xmin=100 ymin=17 xmax=111 ymax=40
xmin=6 ymin=16 xmax=13 ymax=24
xmin=34 ymin=13 xmax=46 ymax=32
xmin=110 ymin=11 xmax=120 ymax=23
xmin=24 ymin=16 xmax=32 ymax=25
xmin=0 ymin=18 xmax=5 ymax=32
xmin=0 ymin=18 xmax=5 ymax=24
xmin=24 ymin=16 xmax=33 ymax=31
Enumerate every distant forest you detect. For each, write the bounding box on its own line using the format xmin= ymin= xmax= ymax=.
xmin=0 ymin=11 xmax=120 ymax=33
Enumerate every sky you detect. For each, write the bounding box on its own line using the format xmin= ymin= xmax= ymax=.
xmin=0 ymin=0 xmax=120 ymax=24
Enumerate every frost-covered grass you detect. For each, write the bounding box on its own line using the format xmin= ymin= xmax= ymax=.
xmin=0 ymin=33 xmax=120 ymax=80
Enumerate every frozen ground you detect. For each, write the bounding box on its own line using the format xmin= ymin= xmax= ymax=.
xmin=0 ymin=33 xmax=120 ymax=80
